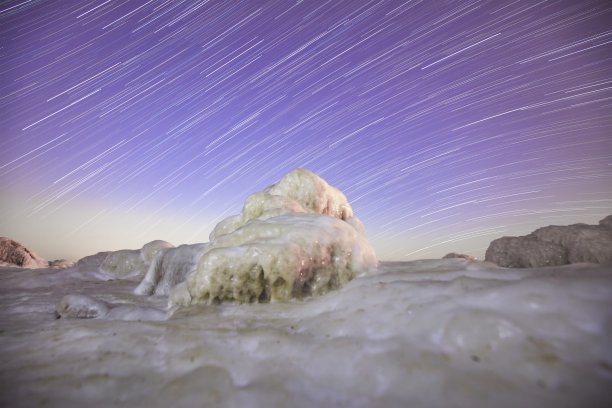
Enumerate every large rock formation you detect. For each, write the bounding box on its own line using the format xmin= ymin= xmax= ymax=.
xmin=485 ymin=215 xmax=612 ymax=267
xmin=133 ymin=168 xmax=377 ymax=307
xmin=0 ymin=237 xmax=48 ymax=268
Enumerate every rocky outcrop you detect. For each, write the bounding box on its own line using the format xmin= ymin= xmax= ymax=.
xmin=0 ymin=237 xmax=47 ymax=268
xmin=135 ymin=243 xmax=208 ymax=296
xmin=485 ymin=216 xmax=612 ymax=267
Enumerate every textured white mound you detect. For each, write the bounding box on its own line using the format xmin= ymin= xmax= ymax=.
xmin=162 ymin=168 xmax=377 ymax=306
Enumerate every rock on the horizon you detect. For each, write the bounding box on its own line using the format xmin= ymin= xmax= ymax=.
xmin=0 ymin=237 xmax=47 ymax=268
xmin=485 ymin=216 xmax=612 ymax=267
xmin=442 ymin=252 xmax=476 ymax=261
xmin=139 ymin=168 xmax=378 ymax=307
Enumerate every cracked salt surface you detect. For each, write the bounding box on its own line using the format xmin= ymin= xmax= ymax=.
xmin=1 ymin=258 xmax=611 ymax=408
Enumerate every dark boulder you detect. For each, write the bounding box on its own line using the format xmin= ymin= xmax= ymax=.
xmin=485 ymin=216 xmax=612 ymax=268
xmin=49 ymin=259 xmax=75 ymax=269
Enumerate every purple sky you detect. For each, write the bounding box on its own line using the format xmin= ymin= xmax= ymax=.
xmin=1 ymin=0 xmax=611 ymax=261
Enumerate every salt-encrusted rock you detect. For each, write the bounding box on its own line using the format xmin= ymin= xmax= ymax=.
xmin=485 ymin=216 xmax=612 ymax=267
xmin=442 ymin=253 xmax=476 ymax=261
xmin=76 ymin=251 xmax=112 ymax=268
xmin=0 ymin=237 xmax=47 ymax=268
xmin=138 ymin=168 xmax=377 ymax=307
xmin=135 ymin=243 xmax=208 ymax=296
xmin=141 ymin=240 xmax=175 ymax=264
xmin=100 ymin=240 xmax=174 ymax=278
xmin=55 ymin=294 xmax=109 ymax=319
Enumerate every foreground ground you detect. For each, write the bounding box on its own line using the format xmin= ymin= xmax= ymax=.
xmin=1 ymin=259 xmax=611 ymax=407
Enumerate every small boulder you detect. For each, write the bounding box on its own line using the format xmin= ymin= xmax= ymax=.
xmin=55 ymin=294 xmax=109 ymax=319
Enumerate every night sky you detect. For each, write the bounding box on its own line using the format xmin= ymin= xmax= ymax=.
xmin=1 ymin=0 xmax=611 ymax=261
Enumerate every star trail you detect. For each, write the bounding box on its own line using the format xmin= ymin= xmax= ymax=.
xmin=1 ymin=0 xmax=611 ymax=261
